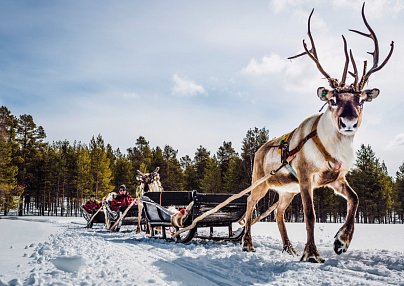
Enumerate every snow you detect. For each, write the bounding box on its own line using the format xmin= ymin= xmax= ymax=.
xmin=0 ymin=216 xmax=403 ymax=286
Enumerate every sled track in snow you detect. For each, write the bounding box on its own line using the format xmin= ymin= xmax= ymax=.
xmin=85 ymin=225 xmax=404 ymax=286
xmin=121 ymin=242 xmax=236 ymax=286
xmin=20 ymin=222 xmax=404 ymax=286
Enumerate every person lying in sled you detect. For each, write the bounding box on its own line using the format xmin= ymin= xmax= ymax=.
xmin=82 ymin=194 xmax=101 ymax=214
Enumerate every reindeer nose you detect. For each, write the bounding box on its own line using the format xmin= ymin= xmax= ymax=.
xmin=339 ymin=117 xmax=358 ymax=133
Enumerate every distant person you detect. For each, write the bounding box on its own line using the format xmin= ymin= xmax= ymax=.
xmin=82 ymin=194 xmax=101 ymax=214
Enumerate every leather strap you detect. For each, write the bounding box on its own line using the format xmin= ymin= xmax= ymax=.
xmin=272 ymin=114 xmax=340 ymax=177
xmin=310 ymin=116 xmax=338 ymax=164
xmin=287 ymin=116 xmax=320 ymax=159
xmin=287 ymin=114 xmax=338 ymax=164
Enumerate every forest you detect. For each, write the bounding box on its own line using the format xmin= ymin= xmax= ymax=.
xmin=1 ymin=105 xmax=403 ymax=223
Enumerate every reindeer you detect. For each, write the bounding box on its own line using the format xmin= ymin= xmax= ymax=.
xmin=242 ymin=3 xmax=394 ymax=263
xmin=136 ymin=167 xmax=163 ymax=194
xmin=135 ymin=167 xmax=164 ymax=232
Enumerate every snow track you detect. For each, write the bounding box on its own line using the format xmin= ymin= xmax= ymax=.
xmin=1 ymin=218 xmax=403 ymax=286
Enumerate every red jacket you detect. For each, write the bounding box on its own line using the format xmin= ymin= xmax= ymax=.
xmin=83 ymin=200 xmax=101 ymax=214
xmin=110 ymin=194 xmax=134 ymax=211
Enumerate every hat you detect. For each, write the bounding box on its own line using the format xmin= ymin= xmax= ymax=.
xmin=119 ymin=184 xmax=127 ymax=191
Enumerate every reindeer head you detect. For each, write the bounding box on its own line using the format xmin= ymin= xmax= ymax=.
xmin=289 ymin=3 xmax=394 ymax=136
xmin=136 ymin=167 xmax=162 ymax=192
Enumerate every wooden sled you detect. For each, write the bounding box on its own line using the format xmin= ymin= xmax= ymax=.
xmin=141 ymin=191 xmax=247 ymax=243
xmin=80 ymin=206 xmax=105 ymax=228
xmin=104 ymin=202 xmax=146 ymax=231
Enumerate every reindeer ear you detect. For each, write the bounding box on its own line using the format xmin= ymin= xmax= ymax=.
xmin=137 ymin=170 xmax=144 ymax=176
xmin=153 ymin=167 xmax=160 ymax=173
xmin=317 ymin=87 xmax=333 ymax=101
xmin=361 ymin=88 xmax=380 ymax=102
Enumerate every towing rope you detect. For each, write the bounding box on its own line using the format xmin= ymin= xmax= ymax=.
xmin=172 ymin=173 xmax=273 ymax=237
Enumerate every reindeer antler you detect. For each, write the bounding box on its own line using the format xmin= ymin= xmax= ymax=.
xmin=349 ymin=2 xmax=394 ymax=90
xmin=340 ymin=35 xmax=350 ymax=87
xmin=349 ymin=49 xmax=359 ymax=88
xmin=288 ymin=9 xmax=340 ymax=89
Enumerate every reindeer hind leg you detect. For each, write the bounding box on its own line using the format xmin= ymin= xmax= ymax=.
xmin=276 ymin=192 xmax=299 ymax=256
xmin=242 ymin=183 xmax=269 ymax=252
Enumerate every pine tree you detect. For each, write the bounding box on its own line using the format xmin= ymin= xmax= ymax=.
xmin=112 ymin=148 xmax=134 ymax=194
xmin=240 ymin=127 xmax=269 ymax=188
xmin=217 ymin=141 xmax=237 ymax=174
xmin=240 ymin=127 xmax=270 ymax=216
xmin=89 ymin=135 xmax=114 ymax=197
xmin=193 ymin=146 xmax=211 ymax=191
xmin=200 ymin=156 xmax=221 ymax=193
xmin=151 ymin=146 xmax=165 ymax=172
xmin=75 ymin=143 xmax=93 ymax=199
xmin=347 ymin=144 xmax=392 ymax=223
xmin=161 ymin=145 xmax=184 ymax=191
xmin=393 ymin=162 xmax=404 ymax=223
xmin=181 ymin=155 xmax=198 ymax=191
xmin=222 ymin=156 xmax=244 ymax=193
xmin=127 ymin=136 xmax=153 ymax=179
xmin=216 ymin=141 xmax=244 ymax=193
xmin=0 ymin=106 xmax=18 ymax=215
xmin=15 ymin=114 xmax=46 ymax=215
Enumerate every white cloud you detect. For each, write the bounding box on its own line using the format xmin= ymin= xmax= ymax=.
xmin=331 ymin=0 xmax=404 ymax=18
xmin=171 ymin=74 xmax=205 ymax=97
xmin=270 ymin=0 xmax=307 ymax=14
xmin=241 ymin=53 xmax=287 ymax=76
xmin=387 ymin=133 xmax=404 ymax=149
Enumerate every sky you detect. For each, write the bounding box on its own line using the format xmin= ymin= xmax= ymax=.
xmin=0 ymin=0 xmax=403 ymax=175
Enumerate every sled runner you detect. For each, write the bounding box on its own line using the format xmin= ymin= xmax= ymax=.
xmin=141 ymin=191 xmax=248 ymax=243
xmin=81 ymin=206 xmax=105 ymax=228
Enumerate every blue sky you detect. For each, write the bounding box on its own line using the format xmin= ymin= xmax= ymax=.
xmin=1 ymin=0 xmax=403 ymax=174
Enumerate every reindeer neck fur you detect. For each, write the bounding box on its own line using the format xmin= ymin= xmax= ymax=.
xmin=316 ymin=109 xmax=355 ymax=172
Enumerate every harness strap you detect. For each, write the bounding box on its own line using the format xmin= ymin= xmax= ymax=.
xmin=273 ymin=114 xmax=340 ymax=177
xmin=287 ymin=115 xmax=321 ymax=159
xmin=312 ymin=134 xmax=335 ymax=162
xmin=310 ymin=115 xmax=340 ymax=165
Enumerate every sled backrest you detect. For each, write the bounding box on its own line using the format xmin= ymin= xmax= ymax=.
xmin=143 ymin=191 xmax=195 ymax=207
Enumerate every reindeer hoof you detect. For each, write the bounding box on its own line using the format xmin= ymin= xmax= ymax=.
xmin=300 ymin=243 xmax=324 ymax=263
xmin=242 ymin=244 xmax=256 ymax=252
xmin=283 ymin=244 xmax=299 ymax=256
xmin=334 ymin=232 xmax=349 ymax=255
xmin=334 ymin=237 xmax=348 ymax=255
xmin=300 ymin=254 xmax=325 ymax=263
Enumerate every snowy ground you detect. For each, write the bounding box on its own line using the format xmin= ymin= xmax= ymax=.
xmin=1 ymin=216 xmax=403 ymax=286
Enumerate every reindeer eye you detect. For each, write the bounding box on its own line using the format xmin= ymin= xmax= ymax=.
xmin=329 ymin=98 xmax=337 ymax=107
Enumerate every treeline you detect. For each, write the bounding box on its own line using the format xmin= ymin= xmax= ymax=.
xmin=1 ymin=106 xmax=403 ymax=223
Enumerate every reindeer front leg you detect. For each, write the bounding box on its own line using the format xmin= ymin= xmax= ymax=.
xmin=300 ymin=180 xmax=324 ymax=263
xmin=329 ymin=178 xmax=358 ymax=255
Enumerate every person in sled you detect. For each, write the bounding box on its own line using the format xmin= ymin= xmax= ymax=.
xmin=83 ymin=194 xmax=101 ymax=214
xmin=82 ymin=194 xmax=102 ymax=228
xmin=108 ymin=184 xmax=136 ymax=231
xmin=110 ymin=184 xmax=135 ymax=212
